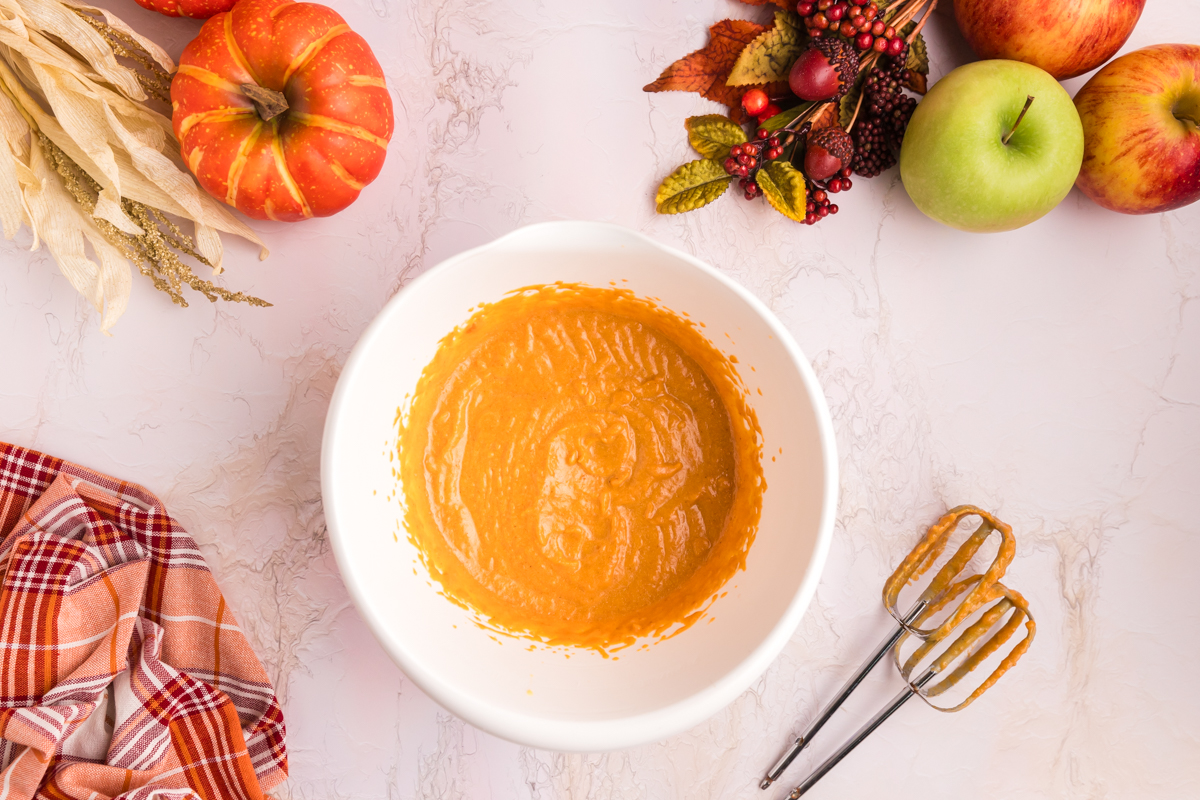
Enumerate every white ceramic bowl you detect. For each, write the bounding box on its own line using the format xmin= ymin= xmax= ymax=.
xmin=321 ymin=221 xmax=836 ymax=751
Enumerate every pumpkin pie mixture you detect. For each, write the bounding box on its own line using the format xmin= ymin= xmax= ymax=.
xmin=397 ymin=284 xmax=764 ymax=650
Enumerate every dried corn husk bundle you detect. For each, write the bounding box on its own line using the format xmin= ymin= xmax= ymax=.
xmin=0 ymin=0 xmax=269 ymax=332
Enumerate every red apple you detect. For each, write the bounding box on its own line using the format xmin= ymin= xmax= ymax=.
xmin=954 ymin=0 xmax=1146 ymax=80
xmin=1074 ymin=44 xmax=1200 ymax=215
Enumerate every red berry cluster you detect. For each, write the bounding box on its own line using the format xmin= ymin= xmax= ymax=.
xmin=723 ymin=131 xmax=793 ymax=200
xmin=718 ymin=117 xmax=861 ymax=220
xmin=798 ymin=0 xmax=906 ymax=56
xmin=741 ymin=89 xmax=782 ymax=126
xmin=802 ymin=167 xmax=853 ymax=225
xmin=758 ymin=128 xmax=788 ymax=161
xmin=724 ymin=142 xmax=760 ymax=179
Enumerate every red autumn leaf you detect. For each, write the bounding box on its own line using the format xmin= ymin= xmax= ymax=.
xmin=644 ymin=19 xmax=786 ymax=114
xmin=735 ymin=0 xmax=795 ymax=8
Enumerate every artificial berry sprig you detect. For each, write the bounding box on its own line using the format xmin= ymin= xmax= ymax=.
xmin=728 ymin=130 xmax=795 ymax=199
xmin=650 ymin=0 xmax=935 ymax=222
xmin=724 ymin=131 xmax=795 ymax=180
xmin=799 ymin=0 xmax=912 ymax=57
xmin=801 ymin=166 xmax=854 ymax=225
xmin=717 ymin=119 xmax=858 ymax=228
xmin=851 ymin=48 xmax=919 ymax=176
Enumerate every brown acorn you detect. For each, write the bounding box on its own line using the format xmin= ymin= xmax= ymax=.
xmin=804 ymin=126 xmax=855 ymax=181
xmin=789 ymin=37 xmax=860 ymax=101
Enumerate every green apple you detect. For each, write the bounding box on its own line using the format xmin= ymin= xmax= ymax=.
xmin=899 ymin=60 xmax=1084 ymax=233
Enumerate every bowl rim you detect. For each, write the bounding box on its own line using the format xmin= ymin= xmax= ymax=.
xmin=320 ymin=220 xmax=838 ymax=751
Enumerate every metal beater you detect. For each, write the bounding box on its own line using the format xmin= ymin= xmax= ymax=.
xmin=759 ymin=505 xmax=1035 ymax=795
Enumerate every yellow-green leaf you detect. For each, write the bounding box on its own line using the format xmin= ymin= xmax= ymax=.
xmin=757 ymin=160 xmax=808 ymax=222
xmin=656 ymin=159 xmax=732 ymax=214
xmin=685 ymin=115 xmax=747 ymax=159
xmin=904 ymin=31 xmax=930 ymax=93
xmin=908 ymin=31 xmax=929 ymax=75
xmin=727 ymin=10 xmax=806 ymax=87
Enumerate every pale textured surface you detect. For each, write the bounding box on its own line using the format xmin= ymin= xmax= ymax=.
xmin=2 ymin=1 xmax=1199 ymax=797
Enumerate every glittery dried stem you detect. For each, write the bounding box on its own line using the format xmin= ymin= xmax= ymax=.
xmin=38 ymin=132 xmax=270 ymax=308
xmin=67 ymin=6 xmax=172 ymax=104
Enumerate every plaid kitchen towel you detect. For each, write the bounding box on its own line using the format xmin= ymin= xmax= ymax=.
xmin=0 ymin=442 xmax=287 ymax=799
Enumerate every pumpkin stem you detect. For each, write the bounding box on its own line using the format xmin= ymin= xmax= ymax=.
xmin=241 ymin=84 xmax=289 ymax=121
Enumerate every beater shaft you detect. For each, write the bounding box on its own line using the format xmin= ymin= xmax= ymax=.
xmin=759 ymin=601 xmax=927 ymax=790
xmin=787 ymin=668 xmax=939 ymax=799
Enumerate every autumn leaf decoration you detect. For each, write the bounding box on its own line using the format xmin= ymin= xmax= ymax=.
xmin=642 ymin=19 xmax=787 ymax=121
xmin=685 ymin=114 xmax=748 ymax=160
xmin=904 ymin=24 xmax=931 ymax=93
xmin=654 ymin=115 xmax=750 ymax=214
xmin=727 ymin=10 xmax=808 ymax=87
xmin=655 ymin=159 xmax=734 ymax=215
xmin=645 ymin=0 xmax=936 ymax=224
xmin=756 ymin=161 xmax=809 ymax=221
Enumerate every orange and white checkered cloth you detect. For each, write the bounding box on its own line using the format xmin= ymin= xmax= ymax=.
xmin=0 ymin=443 xmax=287 ymax=799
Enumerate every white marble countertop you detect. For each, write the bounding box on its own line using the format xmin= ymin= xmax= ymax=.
xmin=3 ymin=0 xmax=1199 ymax=797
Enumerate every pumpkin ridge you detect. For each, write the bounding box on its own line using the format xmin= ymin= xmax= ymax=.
xmin=223 ymin=11 xmax=261 ymax=86
xmin=270 ymin=133 xmax=312 ymax=218
xmin=176 ymin=65 xmax=244 ymax=95
xmin=327 ymin=158 xmax=365 ymax=190
xmin=226 ymin=120 xmax=264 ymax=206
xmin=178 ymin=107 xmax=255 ymax=137
xmin=282 ymin=24 xmax=352 ymax=85
xmin=289 ymin=112 xmax=388 ymax=149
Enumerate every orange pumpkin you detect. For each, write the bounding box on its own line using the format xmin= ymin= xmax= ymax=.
xmin=135 ymin=0 xmax=235 ymax=19
xmin=171 ymin=0 xmax=394 ymax=221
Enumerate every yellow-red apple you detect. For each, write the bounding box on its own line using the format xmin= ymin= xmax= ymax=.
xmin=1074 ymin=44 xmax=1200 ymax=215
xmin=954 ymin=0 xmax=1146 ymax=80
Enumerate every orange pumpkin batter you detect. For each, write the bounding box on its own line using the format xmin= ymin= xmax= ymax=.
xmin=397 ymin=284 xmax=764 ymax=650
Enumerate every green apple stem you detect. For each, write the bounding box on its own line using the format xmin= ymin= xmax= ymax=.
xmin=1002 ymin=95 xmax=1035 ymax=146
